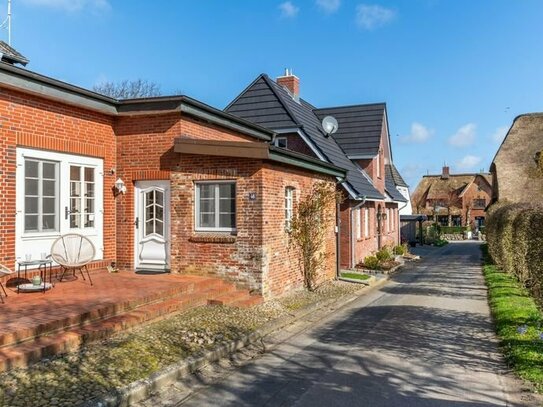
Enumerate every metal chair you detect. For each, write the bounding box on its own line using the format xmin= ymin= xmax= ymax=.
xmin=50 ymin=234 xmax=96 ymax=286
xmin=0 ymin=264 xmax=15 ymax=303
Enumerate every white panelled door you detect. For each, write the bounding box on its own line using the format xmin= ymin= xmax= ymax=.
xmin=134 ymin=181 xmax=170 ymax=271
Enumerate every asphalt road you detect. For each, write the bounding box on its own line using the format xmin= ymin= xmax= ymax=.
xmin=154 ymin=242 xmax=535 ymax=406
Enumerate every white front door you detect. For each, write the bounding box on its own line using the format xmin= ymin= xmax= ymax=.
xmin=134 ymin=181 xmax=170 ymax=271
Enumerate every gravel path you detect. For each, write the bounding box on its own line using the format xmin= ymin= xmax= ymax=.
xmin=0 ymin=281 xmax=360 ymax=407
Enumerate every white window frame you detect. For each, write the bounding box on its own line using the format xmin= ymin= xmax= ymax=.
xmin=23 ymin=158 xmax=60 ymax=233
xmin=274 ymin=137 xmax=288 ymax=149
xmin=194 ymin=180 xmax=236 ymax=232
xmin=376 ymin=151 xmax=381 ymax=178
xmin=16 ymin=147 xmax=103 ymax=263
xmin=364 ymin=207 xmax=369 ymax=238
xmin=285 ymin=186 xmax=294 ymax=231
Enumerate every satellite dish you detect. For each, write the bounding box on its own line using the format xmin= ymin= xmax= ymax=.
xmin=321 ymin=116 xmax=339 ymax=136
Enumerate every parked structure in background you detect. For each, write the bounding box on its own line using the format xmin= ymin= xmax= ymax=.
xmin=490 ymin=113 xmax=543 ymax=204
xmin=226 ymin=70 xmax=408 ymax=269
xmin=411 ymin=166 xmax=492 ymax=229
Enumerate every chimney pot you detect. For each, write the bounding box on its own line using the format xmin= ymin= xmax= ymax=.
xmin=276 ymin=69 xmax=300 ymax=99
xmin=441 ymin=166 xmax=450 ymax=179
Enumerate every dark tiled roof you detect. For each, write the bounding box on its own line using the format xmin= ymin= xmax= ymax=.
xmin=389 ymin=163 xmax=408 ymax=187
xmin=0 ymin=41 xmax=29 ymax=66
xmin=314 ymin=103 xmax=385 ymax=157
xmin=385 ymin=165 xmax=407 ymax=202
xmin=226 ymin=74 xmax=384 ymax=200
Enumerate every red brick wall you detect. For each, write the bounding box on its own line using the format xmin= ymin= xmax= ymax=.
xmin=281 ymin=133 xmax=318 ymax=158
xmin=0 ymin=88 xmax=116 ymax=265
xmin=260 ymin=163 xmax=336 ymax=298
xmin=114 ymin=113 xmax=262 ymax=269
xmin=461 ymin=176 xmax=492 ymax=226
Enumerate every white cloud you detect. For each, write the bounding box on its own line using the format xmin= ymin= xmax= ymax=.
xmin=448 ymin=123 xmax=476 ymax=147
xmin=316 ymin=0 xmax=341 ymax=13
xmin=21 ymin=0 xmax=110 ymax=12
xmin=279 ymin=1 xmax=299 ymax=18
xmin=399 ymin=122 xmax=433 ymax=144
xmin=355 ymin=4 xmax=396 ymax=30
xmin=491 ymin=125 xmax=508 ymax=144
xmin=456 ymin=155 xmax=482 ymax=170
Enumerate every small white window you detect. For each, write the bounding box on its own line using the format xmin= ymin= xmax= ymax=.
xmin=364 ymin=208 xmax=369 ymax=238
xmin=376 ymin=151 xmax=381 ymax=178
xmin=195 ymin=182 xmax=236 ymax=231
xmin=24 ymin=158 xmax=59 ymax=233
xmin=355 ymin=208 xmax=361 ymax=240
xmin=274 ymin=137 xmax=288 ymax=149
xmin=386 ymin=208 xmax=391 ymax=233
xmin=285 ymin=187 xmax=294 ymax=231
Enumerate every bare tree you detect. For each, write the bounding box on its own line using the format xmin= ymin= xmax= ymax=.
xmin=443 ymin=188 xmax=461 ymax=226
xmin=92 ymin=79 xmax=162 ymax=99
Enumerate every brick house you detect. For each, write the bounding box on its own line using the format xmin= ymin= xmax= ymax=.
xmin=490 ymin=113 xmax=543 ymax=204
xmin=411 ymin=166 xmax=492 ymax=229
xmin=225 ymin=71 xmax=408 ymax=268
xmin=0 ymin=50 xmax=347 ymax=300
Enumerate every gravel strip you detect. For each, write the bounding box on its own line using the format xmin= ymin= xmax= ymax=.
xmin=0 ymin=280 xmax=360 ymax=407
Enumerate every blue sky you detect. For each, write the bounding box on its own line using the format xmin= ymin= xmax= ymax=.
xmin=2 ymin=0 xmax=542 ymax=189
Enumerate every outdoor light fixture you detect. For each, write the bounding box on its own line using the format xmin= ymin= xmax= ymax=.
xmin=115 ymin=178 xmax=126 ymax=195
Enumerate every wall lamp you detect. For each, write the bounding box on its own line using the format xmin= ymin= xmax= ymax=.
xmin=115 ymin=178 xmax=127 ymax=195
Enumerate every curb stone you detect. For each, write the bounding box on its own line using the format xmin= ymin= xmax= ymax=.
xmin=87 ymin=272 xmax=395 ymax=407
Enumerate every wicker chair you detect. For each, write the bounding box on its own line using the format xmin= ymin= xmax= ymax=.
xmin=50 ymin=234 xmax=96 ymax=286
xmin=0 ymin=264 xmax=15 ymax=303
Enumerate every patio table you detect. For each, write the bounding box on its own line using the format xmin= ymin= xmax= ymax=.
xmin=16 ymin=259 xmax=53 ymax=294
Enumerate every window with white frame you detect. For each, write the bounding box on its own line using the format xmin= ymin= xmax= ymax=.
xmin=355 ymin=208 xmax=361 ymax=240
xmin=387 ymin=208 xmax=391 ymax=232
xmin=364 ymin=208 xmax=369 ymax=238
xmin=69 ymin=165 xmax=96 ymax=229
xmin=195 ymin=182 xmax=236 ymax=231
xmin=376 ymin=151 xmax=381 ymax=178
xmin=274 ymin=137 xmax=288 ymax=149
xmin=285 ymin=187 xmax=294 ymax=231
xmin=24 ymin=158 xmax=59 ymax=232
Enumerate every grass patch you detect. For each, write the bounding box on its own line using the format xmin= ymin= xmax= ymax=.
xmin=340 ymin=272 xmax=371 ymax=281
xmin=482 ymin=244 xmax=543 ymax=391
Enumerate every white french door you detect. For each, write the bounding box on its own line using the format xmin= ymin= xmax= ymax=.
xmin=15 ymin=148 xmax=104 ymax=266
xmin=134 ymin=181 xmax=170 ymax=271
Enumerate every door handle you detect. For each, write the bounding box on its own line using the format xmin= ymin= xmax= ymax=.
xmin=135 ymin=217 xmax=139 ymax=229
xmin=65 ymin=206 xmax=70 ymax=220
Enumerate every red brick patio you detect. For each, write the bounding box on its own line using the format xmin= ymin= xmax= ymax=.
xmin=0 ymin=269 xmax=261 ymax=372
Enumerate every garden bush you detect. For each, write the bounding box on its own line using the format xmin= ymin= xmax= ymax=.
xmin=486 ymin=202 xmax=543 ymax=303
xmin=375 ymin=247 xmax=392 ymax=262
xmin=363 ymin=255 xmax=380 ymax=270
xmin=392 ymin=244 xmax=406 ymax=255
xmin=440 ymin=226 xmax=468 ymax=234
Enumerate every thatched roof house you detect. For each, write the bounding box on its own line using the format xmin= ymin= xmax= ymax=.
xmin=491 ymin=113 xmax=543 ymax=204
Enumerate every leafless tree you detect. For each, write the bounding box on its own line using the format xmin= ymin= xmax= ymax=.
xmin=92 ymin=79 xmax=162 ymax=99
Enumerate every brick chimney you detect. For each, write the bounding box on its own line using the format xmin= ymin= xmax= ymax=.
xmin=441 ymin=166 xmax=450 ymax=179
xmin=276 ymin=68 xmax=300 ymax=99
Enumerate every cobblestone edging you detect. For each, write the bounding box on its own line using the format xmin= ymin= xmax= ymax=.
xmin=89 ymin=277 xmax=392 ymax=407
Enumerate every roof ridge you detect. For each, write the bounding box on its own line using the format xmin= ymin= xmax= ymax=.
xmin=316 ymin=102 xmax=386 ymax=111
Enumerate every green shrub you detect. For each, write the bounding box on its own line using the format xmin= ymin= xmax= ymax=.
xmin=434 ymin=239 xmax=448 ymax=247
xmin=486 ymin=202 xmax=543 ymax=303
xmin=440 ymin=226 xmax=468 ymax=234
xmin=363 ymin=255 xmax=380 ymax=270
xmin=392 ymin=245 xmax=406 ymax=255
xmin=375 ymin=247 xmax=392 ymax=262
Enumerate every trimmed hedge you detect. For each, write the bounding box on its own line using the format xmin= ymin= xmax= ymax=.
xmin=486 ymin=202 xmax=543 ymax=301
xmin=440 ymin=226 xmax=469 ymax=234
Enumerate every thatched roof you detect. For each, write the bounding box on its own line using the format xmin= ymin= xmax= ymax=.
xmin=492 ymin=113 xmax=543 ymax=203
xmin=412 ymin=172 xmax=491 ymax=210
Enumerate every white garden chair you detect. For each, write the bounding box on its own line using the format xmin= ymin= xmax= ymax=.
xmin=50 ymin=234 xmax=96 ymax=286
xmin=0 ymin=264 xmax=15 ymax=303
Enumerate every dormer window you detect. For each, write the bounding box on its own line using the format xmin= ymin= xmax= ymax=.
xmin=274 ymin=137 xmax=288 ymax=149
